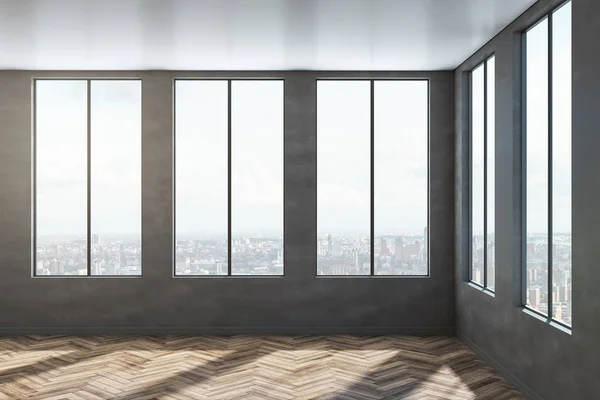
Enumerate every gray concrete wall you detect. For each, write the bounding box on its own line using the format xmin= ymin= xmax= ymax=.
xmin=0 ymin=70 xmax=455 ymax=334
xmin=455 ymin=0 xmax=600 ymax=398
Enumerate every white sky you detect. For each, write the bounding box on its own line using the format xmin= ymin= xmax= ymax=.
xmin=175 ymin=80 xmax=283 ymax=237
xmin=525 ymin=1 xmax=571 ymax=235
xmin=471 ymin=1 xmax=571 ymax=236
xmin=36 ymin=80 xmax=141 ymax=238
xmin=317 ymin=80 xmax=428 ymax=236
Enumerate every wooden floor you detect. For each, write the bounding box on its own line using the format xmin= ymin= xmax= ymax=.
xmin=0 ymin=335 xmax=524 ymax=400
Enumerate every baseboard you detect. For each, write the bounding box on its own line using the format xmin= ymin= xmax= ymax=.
xmin=457 ymin=330 xmax=544 ymax=400
xmin=0 ymin=325 xmax=454 ymax=336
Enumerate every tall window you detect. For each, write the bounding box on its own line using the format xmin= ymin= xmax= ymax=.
xmin=470 ymin=56 xmax=496 ymax=291
xmin=523 ymin=1 xmax=571 ymax=327
xmin=317 ymin=80 xmax=429 ymax=276
xmin=34 ymin=80 xmax=142 ymax=276
xmin=174 ymin=80 xmax=284 ymax=276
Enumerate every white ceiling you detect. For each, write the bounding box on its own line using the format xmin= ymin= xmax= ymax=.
xmin=0 ymin=0 xmax=537 ymax=71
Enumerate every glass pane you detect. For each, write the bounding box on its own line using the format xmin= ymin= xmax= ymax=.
xmin=175 ymin=81 xmax=228 ymax=276
xmin=471 ymin=64 xmax=485 ymax=286
xmin=525 ymin=18 xmax=549 ymax=315
xmin=317 ymin=81 xmax=371 ymax=275
xmin=35 ymin=81 xmax=88 ymax=276
xmin=231 ymin=81 xmax=284 ymax=276
xmin=552 ymin=2 xmax=572 ymax=326
xmin=486 ymin=57 xmax=496 ymax=290
xmin=374 ymin=80 xmax=428 ymax=276
xmin=90 ymin=81 xmax=141 ymax=276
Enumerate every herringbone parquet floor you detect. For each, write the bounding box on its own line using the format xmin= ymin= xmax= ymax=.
xmin=0 ymin=335 xmax=524 ymax=400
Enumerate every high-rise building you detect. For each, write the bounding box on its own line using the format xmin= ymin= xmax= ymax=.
xmin=473 ymin=268 xmax=482 ymax=284
xmin=554 ymin=305 xmax=562 ymax=322
xmin=118 ymin=244 xmax=126 ymax=267
xmin=395 ymin=237 xmax=404 ymax=261
xmin=49 ymin=259 xmax=58 ymax=275
xmin=332 ymin=242 xmax=342 ymax=257
xmin=327 ymin=234 xmax=333 ymax=256
xmin=528 ymin=288 xmax=541 ymax=307
xmin=559 ymin=285 xmax=569 ymax=302
xmin=380 ymin=238 xmax=389 ymax=256
xmin=362 ymin=262 xmax=370 ymax=274
xmin=93 ymin=261 xmax=101 ymax=275
xmin=528 ymin=267 xmax=538 ymax=283
xmin=404 ymin=241 xmax=421 ymax=261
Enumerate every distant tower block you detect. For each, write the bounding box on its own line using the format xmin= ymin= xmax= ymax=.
xmin=395 ymin=237 xmax=404 ymax=261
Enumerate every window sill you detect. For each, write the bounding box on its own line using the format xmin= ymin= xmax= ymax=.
xmin=466 ymin=281 xmax=495 ymax=297
xmin=521 ymin=307 xmax=572 ymax=335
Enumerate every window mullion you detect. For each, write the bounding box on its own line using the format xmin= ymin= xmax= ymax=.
xmin=547 ymin=14 xmax=554 ymax=319
xmin=483 ymin=61 xmax=488 ymax=289
xmin=370 ymin=80 xmax=375 ymax=276
xmin=32 ymin=82 xmax=38 ymax=277
xmin=227 ymin=80 xmax=232 ymax=277
xmin=87 ymin=79 xmax=92 ymax=277
xmin=469 ymin=73 xmax=473 ymax=283
xmin=521 ymin=33 xmax=528 ymax=307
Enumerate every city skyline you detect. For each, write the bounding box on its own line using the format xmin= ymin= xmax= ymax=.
xmin=317 ymin=228 xmax=428 ymax=276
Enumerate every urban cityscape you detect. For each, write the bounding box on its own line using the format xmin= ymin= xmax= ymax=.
xmin=36 ymin=234 xmax=285 ymax=276
xmin=470 ymin=234 xmax=496 ymax=289
xmin=525 ymin=233 xmax=572 ymax=326
xmin=36 ymin=234 xmax=141 ymax=276
xmin=317 ymin=227 xmax=428 ymax=275
xmin=175 ymin=235 xmax=283 ymax=276
xmin=36 ymin=229 xmax=432 ymax=277
xmin=471 ymin=232 xmax=572 ymax=326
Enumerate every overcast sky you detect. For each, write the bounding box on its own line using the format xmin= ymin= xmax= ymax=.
xmin=36 ymin=80 xmax=141 ymax=239
xmin=317 ymin=79 xmax=428 ymax=237
xmin=471 ymin=1 xmax=571 ymax=237
xmin=176 ymin=80 xmax=283 ymax=237
xmin=525 ymin=1 xmax=571 ymax=235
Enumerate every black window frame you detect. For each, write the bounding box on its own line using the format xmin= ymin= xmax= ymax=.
xmin=315 ymin=78 xmax=431 ymax=277
xmin=32 ymin=77 xmax=143 ymax=278
xmin=521 ymin=0 xmax=572 ymax=329
xmin=468 ymin=55 xmax=496 ymax=292
xmin=172 ymin=78 xmax=285 ymax=278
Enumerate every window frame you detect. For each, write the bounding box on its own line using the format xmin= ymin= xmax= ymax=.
xmin=521 ymin=0 xmax=572 ymax=330
xmin=468 ymin=55 xmax=496 ymax=292
xmin=32 ymin=77 xmax=143 ymax=278
xmin=172 ymin=78 xmax=285 ymax=278
xmin=315 ymin=78 xmax=431 ymax=278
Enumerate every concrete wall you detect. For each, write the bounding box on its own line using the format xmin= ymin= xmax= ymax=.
xmin=455 ymin=0 xmax=600 ymax=398
xmin=0 ymin=70 xmax=455 ymax=334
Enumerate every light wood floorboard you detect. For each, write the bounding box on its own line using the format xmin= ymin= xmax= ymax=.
xmin=0 ymin=335 xmax=525 ymax=399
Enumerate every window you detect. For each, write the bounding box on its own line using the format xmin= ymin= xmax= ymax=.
xmin=34 ymin=79 xmax=142 ymax=276
xmin=470 ymin=56 xmax=496 ymax=291
xmin=523 ymin=1 xmax=571 ymax=327
xmin=174 ymin=79 xmax=284 ymax=276
xmin=317 ymin=80 xmax=429 ymax=276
